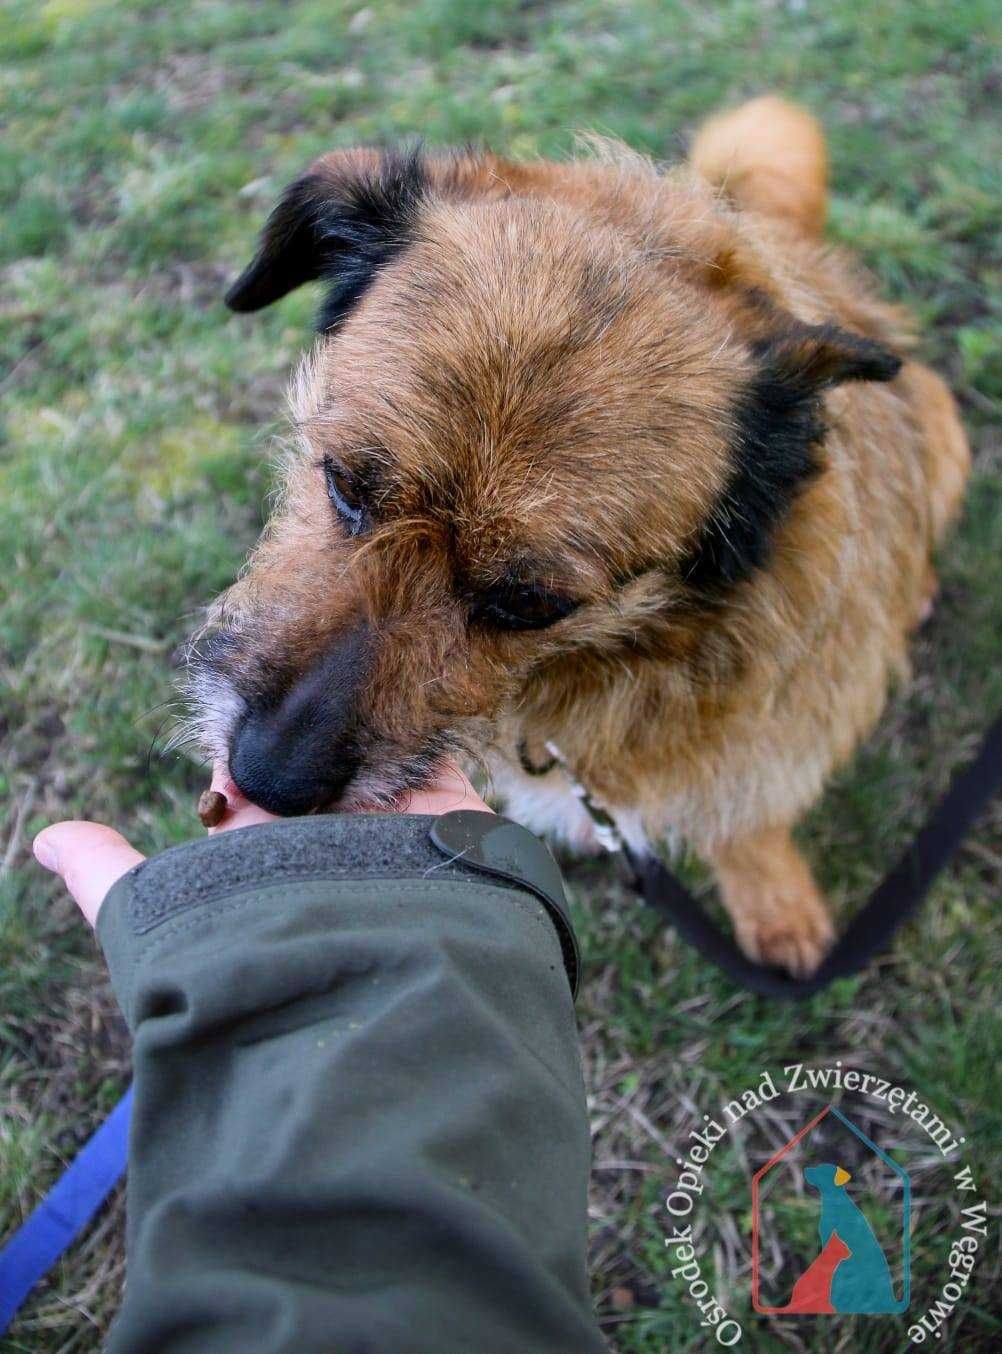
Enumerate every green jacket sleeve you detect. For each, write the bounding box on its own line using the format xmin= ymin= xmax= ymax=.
xmin=96 ymin=811 xmax=605 ymax=1354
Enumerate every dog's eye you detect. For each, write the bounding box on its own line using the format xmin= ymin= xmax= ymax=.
xmin=474 ymin=584 xmax=579 ymax=632
xmin=322 ymin=456 xmax=365 ymax=536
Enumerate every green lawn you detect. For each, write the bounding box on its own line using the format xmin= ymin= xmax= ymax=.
xmin=1 ymin=1 xmax=999 ymax=1349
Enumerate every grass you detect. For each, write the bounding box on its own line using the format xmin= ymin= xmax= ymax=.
xmin=1 ymin=0 xmax=999 ymax=1348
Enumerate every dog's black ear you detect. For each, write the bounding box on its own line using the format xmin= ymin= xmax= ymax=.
xmin=683 ymin=320 xmax=901 ymax=591
xmin=751 ymin=320 xmax=902 ymax=397
xmin=225 ymin=148 xmax=429 ymax=331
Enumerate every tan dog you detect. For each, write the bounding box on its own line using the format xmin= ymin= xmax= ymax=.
xmin=191 ymin=97 xmax=969 ymax=977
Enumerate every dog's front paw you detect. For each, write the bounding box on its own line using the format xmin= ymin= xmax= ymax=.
xmin=733 ymin=899 xmax=836 ymax=979
xmin=712 ymin=828 xmax=836 ymax=979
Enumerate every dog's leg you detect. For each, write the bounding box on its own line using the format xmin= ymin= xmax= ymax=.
xmin=899 ymin=361 xmax=971 ymax=542
xmin=708 ymin=826 xmax=835 ymax=978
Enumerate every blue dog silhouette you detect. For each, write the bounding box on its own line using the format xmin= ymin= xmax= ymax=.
xmin=803 ymin=1163 xmax=897 ymax=1312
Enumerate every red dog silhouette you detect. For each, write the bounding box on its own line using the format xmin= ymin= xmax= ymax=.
xmin=756 ymin=1231 xmax=852 ymax=1315
xmin=782 ymin=1232 xmax=851 ymax=1313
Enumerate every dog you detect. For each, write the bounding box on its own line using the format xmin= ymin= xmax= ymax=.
xmin=189 ymin=97 xmax=969 ymax=977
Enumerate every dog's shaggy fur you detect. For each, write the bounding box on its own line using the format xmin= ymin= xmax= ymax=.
xmin=192 ymin=97 xmax=969 ymax=976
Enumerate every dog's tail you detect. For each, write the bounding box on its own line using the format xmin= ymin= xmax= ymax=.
xmin=690 ymin=96 xmax=828 ymax=237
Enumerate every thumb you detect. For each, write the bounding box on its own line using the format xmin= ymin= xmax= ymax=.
xmin=34 ymin=821 xmax=146 ymax=928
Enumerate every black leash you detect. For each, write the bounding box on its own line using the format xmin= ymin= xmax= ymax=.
xmin=537 ymin=716 xmax=1002 ymax=1000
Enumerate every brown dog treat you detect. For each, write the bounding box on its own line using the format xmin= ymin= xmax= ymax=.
xmin=197 ymin=789 xmax=227 ymax=828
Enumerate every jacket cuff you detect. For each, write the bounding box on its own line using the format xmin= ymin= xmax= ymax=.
xmin=97 ymin=811 xmax=579 ymax=1013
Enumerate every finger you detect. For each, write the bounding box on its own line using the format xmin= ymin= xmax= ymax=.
xmin=207 ymin=760 xmax=281 ymax=835
xmin=34 ymin=821 xmax=146 ymax=927
xmin=396 ymin=760 xmax=493 ymax=817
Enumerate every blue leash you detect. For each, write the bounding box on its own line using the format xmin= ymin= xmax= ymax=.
xmin=0 ymin=1086 xmax=132 ymax=1335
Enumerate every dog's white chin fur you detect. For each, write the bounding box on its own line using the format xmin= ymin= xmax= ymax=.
xmin=185 ymin=667 xmax=247 ymax=765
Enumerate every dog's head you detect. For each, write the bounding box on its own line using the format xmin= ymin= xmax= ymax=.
xmin=190 ymin=146 xmax=900 ymax=814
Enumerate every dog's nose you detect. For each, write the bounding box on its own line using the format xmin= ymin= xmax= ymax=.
xmin=229 ymin=717 xmax=358 ymax=815
xmin=229 ymin=629 xmax=369 ymax=816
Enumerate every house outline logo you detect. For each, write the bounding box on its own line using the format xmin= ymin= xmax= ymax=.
xmin=751 ymin=1104 xmax=911 ymax=1315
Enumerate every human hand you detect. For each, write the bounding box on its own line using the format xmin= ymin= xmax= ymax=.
xmin=33 ymin=759 xmax=492 ymax=928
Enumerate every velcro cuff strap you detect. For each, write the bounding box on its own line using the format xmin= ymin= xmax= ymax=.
xmin=100 ymin=811 xmax=580 ymax=997
xmin=431 ymin=811 xmax=580 ymax=997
